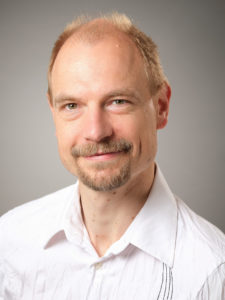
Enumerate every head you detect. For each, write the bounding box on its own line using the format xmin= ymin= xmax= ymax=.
xmin=48 ymin=13 xmax=171 ymax=191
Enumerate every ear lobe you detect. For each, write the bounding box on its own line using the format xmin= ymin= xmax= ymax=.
xmin=156 ymin=82 xmax=171 ymax=129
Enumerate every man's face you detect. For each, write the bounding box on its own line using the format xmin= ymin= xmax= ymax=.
xmin=49 ymin=34 xmax=165 ymax=191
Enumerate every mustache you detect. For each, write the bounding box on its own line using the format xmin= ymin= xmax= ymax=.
xmin=71 ymin=139 xmax=133 ymax=157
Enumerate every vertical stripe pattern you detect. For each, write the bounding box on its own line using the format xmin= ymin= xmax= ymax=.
xmin=157 ymin=263 xmax=173 ymax=300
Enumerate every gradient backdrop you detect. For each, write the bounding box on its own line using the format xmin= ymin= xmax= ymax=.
xmin=1 ymin=0 xmax=225 ymax=232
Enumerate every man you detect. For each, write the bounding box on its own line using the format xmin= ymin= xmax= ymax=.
xmin=0 ymin=13 xmax=224 ymax=299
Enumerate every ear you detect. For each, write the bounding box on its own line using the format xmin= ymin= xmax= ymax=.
xmin=47 ymin=92 xmax=54 ymax=113
xmin=47 ymin=92 xmax=57 ymax=137
xmin=156 ymin=81 xmax=171 ymax=129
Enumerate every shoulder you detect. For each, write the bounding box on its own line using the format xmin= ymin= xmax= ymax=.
xmin=196 ymin=262 xmax=225 ymax=299
xmin=173 ymin=196 xmax=225 ymax=297
xmin=1 ymin=184 xmax=76 ymax=225
xmin=0 ymin=185 xmax=76 ymax=255
xmin=176 ymin=196 xmax=225 ymax=261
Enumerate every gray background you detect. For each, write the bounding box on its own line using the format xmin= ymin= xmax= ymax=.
xmin=1 ymin=0 xmax=225 ymax=232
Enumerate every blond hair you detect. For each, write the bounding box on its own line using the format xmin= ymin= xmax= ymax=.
xmin=47 ymin=13 xmax=167 ymax=100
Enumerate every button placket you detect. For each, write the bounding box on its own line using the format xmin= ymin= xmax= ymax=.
xmin=94 ymin=262 xmax=103 ymax=270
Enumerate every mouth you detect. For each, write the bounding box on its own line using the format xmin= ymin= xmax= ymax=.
xmin=84 ymin=151 xmax=124 ymax=161
xmin=72 ymin=139 xmax=133 ymax=161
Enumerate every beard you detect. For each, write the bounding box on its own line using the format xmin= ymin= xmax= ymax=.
xmin=71 ymin=139 xmax=133 ymax=191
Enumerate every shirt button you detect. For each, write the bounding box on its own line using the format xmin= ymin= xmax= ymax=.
xmin=95 ymin=262 xmax=103 ymax=270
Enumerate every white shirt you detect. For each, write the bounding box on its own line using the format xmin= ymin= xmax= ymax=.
xmin=0 ymin=167 xmax=225 ymax=300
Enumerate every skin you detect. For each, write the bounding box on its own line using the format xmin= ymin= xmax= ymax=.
xmin=48 ymin=26 xmax=171 ymax=256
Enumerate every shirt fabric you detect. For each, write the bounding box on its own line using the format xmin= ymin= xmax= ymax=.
xmin=0 ymin=167 xmax=225 ymax=300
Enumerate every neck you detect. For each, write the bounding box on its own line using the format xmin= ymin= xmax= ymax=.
xmin=79 ymin=163 xmax=155 ymax=257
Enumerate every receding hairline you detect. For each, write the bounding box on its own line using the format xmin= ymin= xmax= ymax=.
xmin=70 ymin=18 xmax=130 ymax=43
xmin=51 ymin=31 xmax=148 ymax=103
xmin=47 ymin=13 xmax=167 ymax=101
xmin=49 ymin=17 xmax=137 ymax=75
xmin=55 ymin=21 xmax=140 ymax=65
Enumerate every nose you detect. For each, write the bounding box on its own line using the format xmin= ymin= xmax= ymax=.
xmin=82 ymin=106 xmax=113 ymax=142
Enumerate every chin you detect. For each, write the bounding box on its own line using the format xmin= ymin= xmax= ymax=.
xmin=76 ymin=161 xmax=131 ymax=192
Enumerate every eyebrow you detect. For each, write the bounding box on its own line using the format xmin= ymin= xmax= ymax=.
xmin=54 ymin=95 xmax=79 ymax=106
xmin=105 ymin=89 xmax=141 ymax=100
xmin=53 ymin=88 xmax=142 ymax=106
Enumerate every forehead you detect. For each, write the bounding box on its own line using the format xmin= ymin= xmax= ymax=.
xmin=51 ymin=31 xmax=149 ymax=99
xmin=53 ymin=27 xmax=143 ymax=69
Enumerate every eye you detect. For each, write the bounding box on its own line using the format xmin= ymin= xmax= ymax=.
xmin=107 ymin=98 xmax=133 ymax=113
xmin=65 ymin=103 xmax=78 ymax=110
xmin=112 ymin=99 xmax=128 ymax=105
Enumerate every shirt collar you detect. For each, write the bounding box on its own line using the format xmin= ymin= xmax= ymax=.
xmin=41 ymin=184 xmax=80 ymax=249
xmin=43 ymin=165 xmax=178 ymax=267
xmin=42 ymin=181 xmax=89 ymax=249
xmin=123 ymin=165 xmax=178 ymax=267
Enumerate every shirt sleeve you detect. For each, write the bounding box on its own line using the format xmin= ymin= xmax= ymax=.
xmin=196 ymin=263 xmax=225 ymax=300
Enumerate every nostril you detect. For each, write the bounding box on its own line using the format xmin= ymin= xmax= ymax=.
xmin=84 ymin=119 xmax=114 ymax=142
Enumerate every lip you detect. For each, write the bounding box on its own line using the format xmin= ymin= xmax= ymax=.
xmin=84 ymin=151 xmax=123 ymax=161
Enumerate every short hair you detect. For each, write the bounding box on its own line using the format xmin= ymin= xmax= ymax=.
xmin=47 ymin=12 xmax=167 ymax=101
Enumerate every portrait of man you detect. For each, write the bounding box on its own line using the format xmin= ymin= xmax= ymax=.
xmin=1 ymin=5 xmax=225 ymax=300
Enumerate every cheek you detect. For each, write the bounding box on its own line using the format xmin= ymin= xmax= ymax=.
xmin=141 ymin=115 xmax=157 ymax=145
xmin=133 ymin=111 xmax=157 ymax=157
xmin=113 ymin=114 xmax=151 ymax=155
xmin=113 ymin=116 xmax=140 ymax=141
xmin=55 ymin=120 xmax=78 ymax=152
